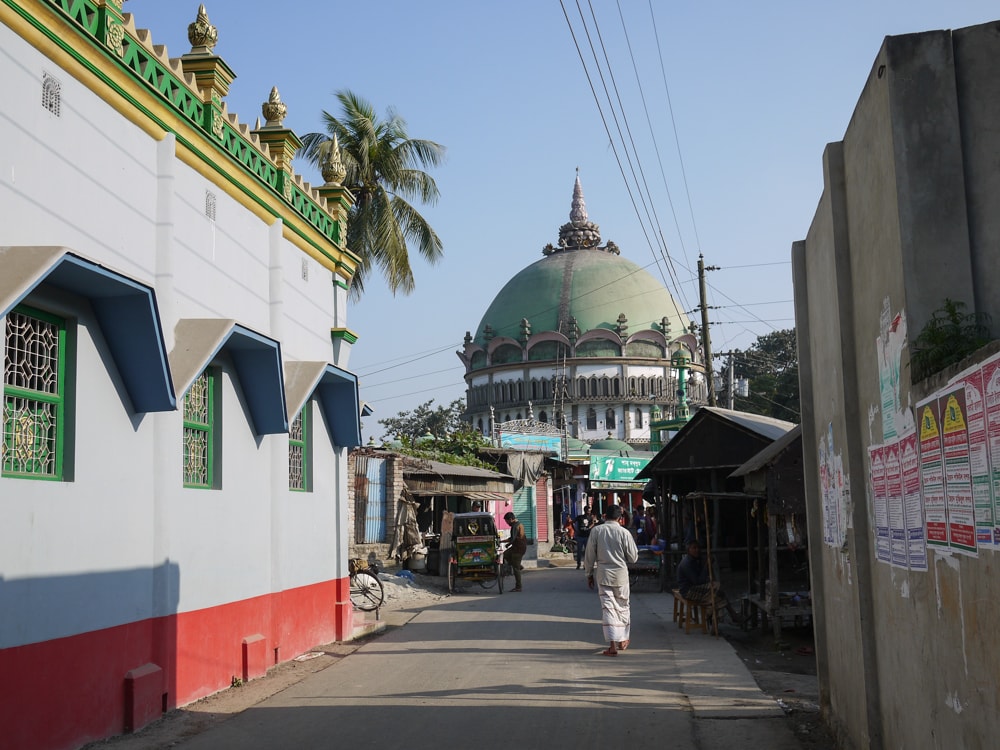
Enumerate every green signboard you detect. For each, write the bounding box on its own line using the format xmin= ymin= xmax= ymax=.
xmin=589 ymin=456 xmax=650 ymax=482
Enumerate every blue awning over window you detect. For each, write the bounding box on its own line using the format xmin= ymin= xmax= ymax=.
xmin=0 ymin=246 xmax=175 ymax=412
xmin=285 ymin=360 xmax=362 ymax=448
xmin=171 ymin=319 xmax=288 ymax=435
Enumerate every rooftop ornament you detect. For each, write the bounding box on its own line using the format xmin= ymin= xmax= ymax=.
xmin=261 ymin=86 xmax=287 ymax=128
xmin=187 ymin=4 xmax=218 ymax=55
xmin=321 ymin=135 xmax=347 ymax=186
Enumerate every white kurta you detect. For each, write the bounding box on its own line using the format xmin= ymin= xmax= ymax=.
xmin=584 ymin=521 xmax=639 ymax=643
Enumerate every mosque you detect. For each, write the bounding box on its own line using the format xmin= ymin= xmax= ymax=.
xmin=459 ymin=175 xmax=709 ymax=451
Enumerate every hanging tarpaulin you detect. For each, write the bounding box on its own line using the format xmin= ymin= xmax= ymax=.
xmin=507 ymin=451 xmax=545 ymax=490
xmin=388 ymin=489 xmax=423 ymax=561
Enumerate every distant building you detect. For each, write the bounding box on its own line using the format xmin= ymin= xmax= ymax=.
xmin=459 ymin=175 xmax=708 ymax=450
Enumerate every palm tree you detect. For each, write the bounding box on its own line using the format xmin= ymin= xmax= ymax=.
xmin=300 ymin=90 xmax=446 ymax=296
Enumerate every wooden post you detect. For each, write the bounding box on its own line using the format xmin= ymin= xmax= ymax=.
xmin=703 ymin=496 xmax=719 ymax=636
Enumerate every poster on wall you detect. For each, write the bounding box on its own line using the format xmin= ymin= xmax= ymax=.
xmin=939 ymin=387 xmax=977 ymax=556
xmin=917 ymin=396 xmax=948 ymax=550
xmin=900 ymin=429 xmax=928 ymax=571
xmin=885 ymin=439 xmax=907 ymax=568
xmin=951 ymin=366 xmax=994 ymax=550
xmin=982 ymin=353 xmax=1000 ymax=547
xmin=869 ymin=444 xmax=891 ymax=564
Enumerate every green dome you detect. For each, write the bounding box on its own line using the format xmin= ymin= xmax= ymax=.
xmin=589 ymin=435 xmax=633 ymax=452
xmin=473 ymin=176 xmax=688 ymax=345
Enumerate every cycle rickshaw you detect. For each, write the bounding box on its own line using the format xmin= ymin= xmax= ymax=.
xmin=447 ymin=512 xmax=510 ymax=594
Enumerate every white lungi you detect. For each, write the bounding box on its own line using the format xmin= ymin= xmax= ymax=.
xmin=598 ymin=583 xmax=630 ymax=643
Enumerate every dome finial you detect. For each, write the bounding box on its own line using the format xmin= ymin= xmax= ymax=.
xmin=570 ymin=170 xmax=588 ymax=223
xmin=555 ymin=171 xmax=601 ymax=250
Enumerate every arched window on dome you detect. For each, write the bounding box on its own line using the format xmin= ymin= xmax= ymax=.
xmin=517 ymin=382 xmax=524 ymax=401
xmin=613 ymin=378 xmax=621 ymax=396
xmin=655 ymin=376 xmax=665 ymax=397
xmin=516 ymin=412 xmax=522 ymax=420
xmin=577 ymin=376 xmax=587 ymax=398
xmin=635 ymin=407 xmax=643 ymax=428
xmin=639 ymin=378 xmax=647 ymax=396
xmin=586 ymin=407 xmax=597 ymax=430
xmin=531 ymin=380 xmax=538 ymax=400
xmin=629 ymin=376 xmax=637 ymax=396
xmin=539 ymin=411 xmax=548 ymax=423
xmin=505 ymin=414 xmax=512 ymax=422
xmin=606 ymin=408 xmax=616 ymax=429
xmin=601 ymin=377 xmax=610 ymax=396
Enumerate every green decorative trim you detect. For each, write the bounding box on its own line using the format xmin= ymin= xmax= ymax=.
xmin=330 ymin=328 xmax=359 ymax=345
xmin=333 ymin=278 xmax=350 ymax=291
xmin=22 ymin=0 xmax=348 ymax=262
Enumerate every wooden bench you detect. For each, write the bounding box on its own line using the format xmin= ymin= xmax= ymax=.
xmin=672 ymin=589 xmax=708 ymax=634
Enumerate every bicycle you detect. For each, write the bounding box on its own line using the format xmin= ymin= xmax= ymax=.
xmin=349 ymin=558 xmax=385 ymax=611
xmin=553 ymin=528 xmax=577 ymax=555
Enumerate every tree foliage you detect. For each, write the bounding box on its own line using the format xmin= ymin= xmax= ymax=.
xmin=299 ymin=90 xmax=446 ymax=298
xmin=721 ymin=328 xmax=800 ymax=422
xmin=910 ymin=299 xmax=992 ymax=381
xmin=375 ymin=399 xmax=491 ymax=467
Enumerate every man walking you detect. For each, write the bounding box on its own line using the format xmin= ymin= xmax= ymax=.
xmin=584 ymin=505 xmax=638 ymax=656
xmin=503 ymin=511 xmax=527 ymax=592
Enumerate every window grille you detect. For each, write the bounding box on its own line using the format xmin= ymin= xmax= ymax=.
xmin=586 ymin=407 xmax=597 ymax=430
xmin=288 ymin=406 xmax=308 ymax=491
xmin=2 ymin=308 xmax=65 ymax=478
xmin=606 ymin=408 xmax=616 ymax=429
xmin=183 ymin=369 xmax=214 ymax=488
xmin=42 ymin=73 xmax=61 ymax=116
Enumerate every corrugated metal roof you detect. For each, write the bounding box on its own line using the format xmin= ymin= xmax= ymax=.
xmin=730 ymin=425 xmax=802 ymax=477
xmin=403 ymin=458 xmax=513 ymax=481
xmin=706 ymin=407 xmax=797 ymax=441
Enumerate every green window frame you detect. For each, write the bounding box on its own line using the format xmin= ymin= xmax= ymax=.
xmin=2 ymin=306 xmax=67 ymax=480
xmin=183 ymin=369 xmax=215 ymax=488
xmin=288 ymin=404 xmax=310 ymax=492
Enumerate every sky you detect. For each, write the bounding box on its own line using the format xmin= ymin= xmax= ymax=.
xmin=126 ymin=0 xmax=999 ymax=442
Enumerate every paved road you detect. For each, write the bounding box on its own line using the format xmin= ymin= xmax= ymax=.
xmin=177 ymin=566 xmax=806 ymax=749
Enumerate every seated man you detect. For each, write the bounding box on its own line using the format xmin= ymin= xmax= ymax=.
xmin=676 ymin=539 xmax=744 ymax=624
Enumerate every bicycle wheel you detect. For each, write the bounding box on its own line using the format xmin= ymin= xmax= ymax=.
xmin=496 ymin=563 xmax=504 ymax=594
xmin=447 ymin=560 xmax=457 ymax=593
xmin=350 ymin=571 xmax=384 ymax=611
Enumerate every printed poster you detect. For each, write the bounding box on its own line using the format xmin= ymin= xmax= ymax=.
xmin=952 ymin=366 xmax=994 ymax=550
xmin=900 ymin=429 xmax=928 ymax=571
xmin=983 ymin=354 xmax=1000 ymax=547
xmin=869 ymin=444 xmax=890 ymax=564
xmin=940 ymin=387 xmax=977 ymax=556
xmin=917 ymin=397 xmax=948 ymax=550
xmin=885 ymin=439 xmax=907 ymax=568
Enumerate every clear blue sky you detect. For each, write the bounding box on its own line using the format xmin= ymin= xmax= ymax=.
xmin=128 ymin=1 xmax=998 ymax=441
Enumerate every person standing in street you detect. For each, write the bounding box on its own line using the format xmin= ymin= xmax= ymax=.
xmin=574 ymin=506 xmax=594 ymax=569
xmin=584 ymin=505 xmax=639 ymax=656
xmin=504 ymin=511 xmax=527 ymax=591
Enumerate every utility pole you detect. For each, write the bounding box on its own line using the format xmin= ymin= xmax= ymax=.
xmin=727 ymin=356 xmax=735 ymax=410
xmin=698 ymin=254 xmax=718 ymax=406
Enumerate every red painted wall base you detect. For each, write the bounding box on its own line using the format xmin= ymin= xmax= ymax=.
xmin=0 ymin=576 xmax=352 ymax=750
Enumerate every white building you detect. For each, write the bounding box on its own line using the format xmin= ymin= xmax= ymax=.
xmin=0 ymin=4 xmax=362 ymax=748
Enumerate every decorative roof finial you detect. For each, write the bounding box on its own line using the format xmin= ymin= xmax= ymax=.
xmin=555 ymin=171 xmax=601 ymax=251
xmin=187 ymin=4 xmax=218 ymax=54
xmin=261 ymin=87 xmax=287 ymax=128
xmin=321 ymin=134 xmax=347 ymax=186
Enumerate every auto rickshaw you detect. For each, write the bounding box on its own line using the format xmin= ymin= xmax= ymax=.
xmin=447 ymin=512 xmax=509 ymax=594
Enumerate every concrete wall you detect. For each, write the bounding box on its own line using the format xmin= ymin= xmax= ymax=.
xmin=794 ymin=21 xmax=1000 ymax=750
